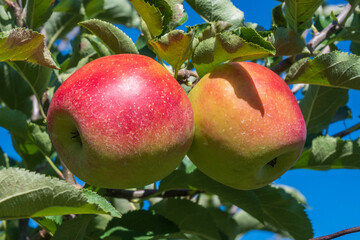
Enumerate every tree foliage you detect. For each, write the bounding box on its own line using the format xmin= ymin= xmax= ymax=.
xmin=0 ymin=0 xmax=360 ymax=239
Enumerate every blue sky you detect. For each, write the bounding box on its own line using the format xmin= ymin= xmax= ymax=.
xmin=1 ymin=0 xmax=360 ymax=239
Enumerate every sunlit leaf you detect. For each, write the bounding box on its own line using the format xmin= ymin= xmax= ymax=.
xmin=284 ymin=0 xmax=324 ymax=33
xmin=0 ymin=28 xmax=59 ymax=69
xmin=129 ymin=0 xmax=172 ymax=37
xmin=192 ymin=27 xmax=275 ymax=77
xmin=286 ymin=52 xmax=360 ymax=90
xmin=149 ymin=30 xmax=193 ymax=73
xmin=185 ymin=0 xmax=244 ymax=28
xmin=0 ymin=168 xmax=121 ymax=220
xmin=293 ymin=136 xmax=360 ymax=170
xmin=79 ymin=19 xmax=139 ymax=54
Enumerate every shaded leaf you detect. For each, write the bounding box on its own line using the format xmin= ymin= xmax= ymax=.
xmin=0 ymin=168 xmax=121 ymax=220
xmin=84 ymin=0 xmax=105 ymax=18
xmin=286 ymin=52 xmax=360 ymax=90
xmin=129 ymin=0 xmax=172 ymax=37
xmin=274 ymin=27 xmax=306 ymax=55
xmin=0 ymin=63 xmax=33 ymax=117
xmin=149 ymin=30 xmax=193 ymax=73
xmin=0 ymin=28 xmax=59 ymax=69
xmin=251 ymin=185 xmax=313 ymax=240
xmin=96 ymin=0 xmax=141 ymax=28
xmin=284 ymin=0 xmax=324 ymax=33
xmin=192 ymin=27 xmax=275 ymax=77
xmin=159 ymin=162 xmax=313 ymax=240
xmin=83 ymin=34 xmax=112 ymax=57
xmin=52 ymin=215 xmax=95 ymax=240
xmin=26 ymin=0 xmax=55 ymax=29
xmin=185 ymin=0 xmax=244 ymax=28
xmin=33 ymin=216 xmax=62 ymax=235
xmin=151 ymin=199 xmax=222 ymax=239
xmin=293 ymin=136 xmax=360 ymax=170
xmin=103 ymin=210 xmax=179 ymax=239
xmin=79 ymin=19 xmax=139 ymax=54
xmin=207 ymin=208 xmax=239 ymax=240
xmin=44 ymin=12 xmax=84 ymax=49
xmin=272 ymin=4 xmax=287 ymax=27
xmin=234 ymin=210 xmax=291 ymax=239
xmin=299 ymin=85 xmax=348 ymax=134
xmin=53 ymin=0 xmax=81 ymax=13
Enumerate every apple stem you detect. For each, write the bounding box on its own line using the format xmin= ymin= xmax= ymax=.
xmin=43 ymin=154 xmax=65 ymax=179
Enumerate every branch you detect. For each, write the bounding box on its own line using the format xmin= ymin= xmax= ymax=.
xmin=271 ymin=2 xmax=358 ymax=75
xmin=310 ymin=226 xmax=360 ymax=240
xmin=5 ymin=0 xmax=23 ymax=27
xmin=106 ymin=189 xmax=204 ymax=201
xmin=307 ymin=3 xmax=357 ymax=53
xmin=333 ymin=122 xmax=360 ymax=138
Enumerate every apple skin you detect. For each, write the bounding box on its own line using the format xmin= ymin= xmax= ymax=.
xmin=187 ymin=62 xmax=306 ymax=190
xmin=47 ymin=54 xmax=194 ymax=189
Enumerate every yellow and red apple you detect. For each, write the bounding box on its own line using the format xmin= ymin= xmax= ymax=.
xmin=47 ymin=54 xmax=194 ymax=189
xmin=188 ymin=62 xmax=306 ymax=190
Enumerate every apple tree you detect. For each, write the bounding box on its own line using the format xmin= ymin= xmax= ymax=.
xmin=1 ymin=0 xmax=360 ymax=239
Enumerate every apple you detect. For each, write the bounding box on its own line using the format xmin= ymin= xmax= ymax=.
xmin=187 ymin=62 xmax=306 ymax=190
xmin=47 ymin=54 xmax=194 ymax=189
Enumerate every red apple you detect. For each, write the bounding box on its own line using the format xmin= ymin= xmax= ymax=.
xmin=47 ymin=54 xmax=194 ymax=189
xmin=187 ymin=62 xmax=306 ymax=190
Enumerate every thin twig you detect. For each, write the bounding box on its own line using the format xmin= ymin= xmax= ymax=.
xmin=310 ymin=226 xmax=360 ymax=240
xmin=271 ymin=2 xmax=358 ymax=75
xmin=333 ymin=122 xmax=360 ymax=138
xmin=307 ymin=3 xmax=357 ymax=53
xmin=106 ymin=189 xmax=204 ymax=201
xmin=5 ymin=0 xmax=23 ymax=27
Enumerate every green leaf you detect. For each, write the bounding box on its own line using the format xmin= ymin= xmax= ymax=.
xmin=44 ymin=12 xmax=84 ymax=49
xmin=284 ymin=0 xmax=324 ymax=33
xmin=53 ymin=0 xmax=82 ymax=13
xmin=79 ymin=19 xmax=139 ymax=54
xmin=252 ymin=185 xmax=313 ymax=240
xmin=185 ymin=0 xmax=244 ymax=28
xmin=272 ymin=4 xmax=287 ymax=27
xmin=52 ymin=215 xmax=95 ymax=240
xmin=9 ymin=61 xmax=53 ymax=100
xmin=0 ymin=107 xmax=51 ymax=169
xmin=207 ymin=208 xmax=239 ymax=240
xmin=0 ymin=168 xmax=121 ymax=220
xmin=103 ymin=210 xmax=179 ymax=239
xmin=83 ymin=34 xmax=112 ymax=57
xmin=0 ymin=5 xmax=14 ymax=32
xmin=299 ymin=85 xmax=349 ymax=134
xmin=192 ymin=27 xmax=275 ymax=77
xmin=33 ymin=216 xmax=62 ymax=235
xmin=286 ymin=52 xmax=360 ymax=90
xmin=0 ymin=28 xmax=59 ymax=69
xmin=129 ymin=0 xmax=172 ymax=37
xmin=159 ymin=161 xmax=313 ymax=239
xmin=26 ymin=0 xmax=55 ymax=29
xmin=84 ymin=0 xmax=105 ymax=18
xmin=0 ymin=63 xmax=33 ymax=117
xmin=293 ymin=136 xmax=360 ymax=170
xmin=95 ymin=0 xmax=141 ymax=28
xmin=149 ymin=30 xmax=193 ymax=73
xmin=151 ymin=199 xmax=222 ymax=239
xmin=234 ymin=210 xmax=291 ymax=239
xmin=274 ymin=27 xmax=306 ymax=56
xmin=165 ymin=0 xmax=188 ymax=29
xmin=159 ymin=162 xmax=265 ymax=222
